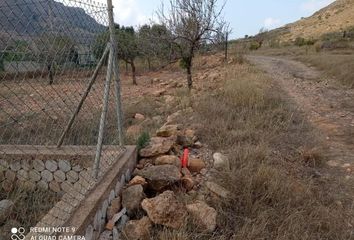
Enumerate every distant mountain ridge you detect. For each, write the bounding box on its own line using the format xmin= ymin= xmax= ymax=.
xmin=0 ymin=0 xmax=106 ymax=44
xmin=267 ymin=0 xmax=354 ymax=41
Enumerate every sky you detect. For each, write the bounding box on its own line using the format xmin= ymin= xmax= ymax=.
xmin=95 ymin=0 xmax=336 ymax=39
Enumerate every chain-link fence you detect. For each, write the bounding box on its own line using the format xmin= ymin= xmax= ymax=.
xmin=0 ymin=0 xmax=125 ymax=237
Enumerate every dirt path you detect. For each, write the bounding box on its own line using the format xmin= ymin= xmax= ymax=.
xmin=248 ymin=55 xmax=354 ymax=176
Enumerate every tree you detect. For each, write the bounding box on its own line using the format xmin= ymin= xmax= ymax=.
xmin=116 ymin=26 xmax=139 ymax=85
xmin=138 ymin=24 xmax=173 ymax=70
xmin=159 ymin=0 xmax=227 ymax=89
xmin=35 ymin=34 xmax=76 ymax=85
xmin=93 ymin=25 xmax=139 ymax=85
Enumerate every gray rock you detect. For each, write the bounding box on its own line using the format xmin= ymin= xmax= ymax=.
xmin=139 ymin=137 xmax=176 ymax=158
xmin=134 ymin=165 xmax=182 ymax=191
xmin=121 ymin=185 xmax=145 ymax=213
xmin=186 ymin=201 xmax=217 ymax=232
xmin=122 ymin=217 xmax=152 ymax=240
xmin=0 ymin=199 xmax=14 ymax=224
xmin=141 ymin=191 xmax=187 ymax=229
xmin=213 ymin=152 xmax=230 ymax=171
xmin=206 ymin=181 xmax=230 ymax=199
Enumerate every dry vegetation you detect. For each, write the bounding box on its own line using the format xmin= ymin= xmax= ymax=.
xmin=275 ymin=0 xmax=354 ymax=42
xmin=295 ymin=53 xmax=354 ymax=87
xmin=248 ymin=44 xmax=354 ymax=88
xmin=152 ymin=61 xmax=353 ymax=239
xmin=0 ymin=187 xmax=60 ymax=239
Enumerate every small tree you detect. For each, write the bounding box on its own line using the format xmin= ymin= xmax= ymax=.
xmin=36 ymin=34 xmax=76 ymax=85
xmin=117 ymin=26 xmax=139 ymax=85
xmin=159 ymin=0 xmax=226 ymax=89
xmin=138 ymin=24 xmax=173 ymax=70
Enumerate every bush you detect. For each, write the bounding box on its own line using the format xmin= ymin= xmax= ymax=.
xmin=294 ymin=37 xmax=316 ymax=47
xmin=136 ymin=132 xmax=150 ymax=150
xmin=249 ymin=41 xmax=261 ymax=50
xmin=295 ymin=37 xmax=306 ymax=46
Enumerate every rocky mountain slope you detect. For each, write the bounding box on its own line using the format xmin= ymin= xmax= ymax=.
xmin=0 ymin=0 xmax=105 ymax=43
xmin=276 ymin=0 xmax=354 ymax=41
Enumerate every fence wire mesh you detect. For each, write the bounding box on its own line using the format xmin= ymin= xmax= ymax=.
xmin=0 ymin=0 xmax=125 ymax=237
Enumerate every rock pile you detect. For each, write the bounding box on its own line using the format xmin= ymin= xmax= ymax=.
xmin=98 ymin=122 xmax=232 ymax=239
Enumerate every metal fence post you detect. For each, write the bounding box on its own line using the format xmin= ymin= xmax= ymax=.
xmin=107 ymin=0 xmax=124 ymax=146
xmin=93 ymin=43 xmax=113 ymax=179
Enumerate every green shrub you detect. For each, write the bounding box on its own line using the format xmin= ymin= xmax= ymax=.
xmin=249 ymin=41 xmax=261 ymax=50
xmin=295 ymin=37 xmax=316 ymax=47
xmin=136 ymin=132 xmax=150 ymax=150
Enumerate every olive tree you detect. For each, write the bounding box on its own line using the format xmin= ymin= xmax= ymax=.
xmin=36 ymin=35 xmax=76 ymax=85
xmin=116 ymin=26 xmax=139 ymax=85
xmin=159 ymin=0 xmax=227 ymax=89
xmin=93 ymin=25 xmax=139 ymax=85
xmin=138 ymin=24 xmax=173 ymax=70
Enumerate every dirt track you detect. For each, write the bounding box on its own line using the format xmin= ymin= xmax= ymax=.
xmin=248 ymin=55 xmax=354 ymax=174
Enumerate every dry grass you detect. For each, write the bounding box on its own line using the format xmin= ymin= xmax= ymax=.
xmin=295 ymin=53 xmax=354 ymax=87
xmin=0 ymin=187 xmax=60 ymax=239
xmin=158 ymin=63 xmax=353 ymax=239
xmin=251 ymin=44 xmax=354 ymax=88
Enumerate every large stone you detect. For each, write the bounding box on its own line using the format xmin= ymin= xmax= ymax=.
xmin=29 ymin=169 xmax=41 ymax=182
xmin=41 ymin=169 xmax=54 ymax=182
xmin=139 ymin=137 xmax=176 ymax=158
xmin=5 ymin=170 xmax=16 ymax=182
xmin=142 ymin=191 xmax=187 ymax=229
xmin=66 ymin=170 xmax=79 ymax=183
xmin=49 ymin=181 xmax=62 ymax=193
xmin=206 ymin=181 xmax=230 ymax=199
xmin=177 ymin=129 xmax=198 ymax=147
xmin=128 ymin=176 xmax=147 ymax=187
xmin=154 ymin=155 xmax=180 ymax=167
xmin=45 ymin=160 xmax=58 ymax=172
xmin=188 ymin=158 xmax=206 ymax=173
xmin=213 ymin=153 xmax=230 ymax=171
xmin=156 ymin=125 xmax=180 ymax=137
xmin=181 ymin=176 xmax=195 ymax=191
xmin=186 ymin=201 xmax=217 ymax=232
xmin=33 ymin=159 xmax=45 ymax=171
xmin=54 ymin=170 xmax=66 ymax=183
xmin=176 ymin=135 xmax=193 ymax=147
xmin=134 ymin=113 xmax=145 ymax=121
xmin=122 ymin=217 xmax=152 ymax=240
xmin=134 ymin=165 xmax=181 ymax=191
xmin=185 ymin=129 xmax=198 ymax=141
xmin=9 ymin=161 xmax=21 ymax=171
xmin=2 ymin=180 xmax=14 ymax=192
xmin=0 ymin=200 xmax=14 ymax=224
xmin=122 ymin=185 xmax=145 ymax=213
xmin=58 ymin=160 xmax=71 ymax=173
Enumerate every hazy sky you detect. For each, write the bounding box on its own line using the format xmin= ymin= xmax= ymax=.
xmin=95 ymin=0 xmax=335 ymax=38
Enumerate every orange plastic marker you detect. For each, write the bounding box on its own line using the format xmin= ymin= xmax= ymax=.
xmin=181 ymin=148 xmax=189 ymax=168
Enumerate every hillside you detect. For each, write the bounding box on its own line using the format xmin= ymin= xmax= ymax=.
xmin=277 ymin=0 xmax=354 ymax=41
xmin=0 ymin=0 xmax=105 ymax=44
